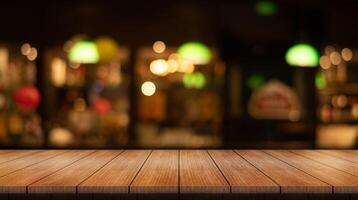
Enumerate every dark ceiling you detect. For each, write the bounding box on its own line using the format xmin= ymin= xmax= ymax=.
xmin=0 ymin=0 xmax=357 ymax=48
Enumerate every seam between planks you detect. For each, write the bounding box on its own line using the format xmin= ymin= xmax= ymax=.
xmin=206 ymin=150 xmax=232 ymax=193
xmin=24 ymin=150 xmax=97 ymax=195
xmin=289 ymin=150 xmax=358 ymax=178
xmin=263 ymin=150 xmax=334 ymax=194
xmin=0 ymin=150 xmax=41 ymax=165
xmin=128 ymin=150 xmax=153 ymax=194
xmin=233 ymin=150 xmax=282 ymax=194
xmin=75 ymin=150 xmax=125 ymax=194
xmin=0 ymin=150 xmax=69 ymax=180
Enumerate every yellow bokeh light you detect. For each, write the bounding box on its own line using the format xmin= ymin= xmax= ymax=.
xmin=178 ymin=60 xmax=195 ymax=74
xmin=329 ymin=51 xmax=341 ymax=65
xmin=153 ymin=41 xmax=166 ymax=53
xmin=141 ymin=81 xmax=156 ymax=96
xmin=21 ymin=43 xmax=31 ymax=56
xmin=341 ymin=48 xmax=353 ymax=61
xmin=51 ymin=57 xmax=67 ymax=87
xmin=27 ymin=47 xmax=38 ymax=61
xmin=150 ymin=59 xmax=169 ymax=76
xmin=319 ymin=55 xmax=331 ymax=69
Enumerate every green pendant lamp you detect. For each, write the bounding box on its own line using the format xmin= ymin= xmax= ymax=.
xmin=285 ymin=43 xmax=319 ymax=67
xmin=178 ymin=41 xmax=212 ymax=65
xmin=68 ymin=40 xmax=99 ymax=64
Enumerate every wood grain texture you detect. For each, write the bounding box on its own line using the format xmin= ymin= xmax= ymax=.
xmin=130 ymin=150 xmax=178 ymax=194
xmin=236 ymin=150 xmax=331 ymax=194
xmin=79 ymin=150 xmax=151 ymax=194
xmin=266 ymin=150 xmax=358 ymax=194
xmin=318 ymin=150 xmax=358 ymax=164
xmin=291 ymin=150 xmax=358 ymax=176
xmin=0 ymin=150 xmax=66 ymax=178
xmin=0 ymin=150 xmax=94 ymax=193
xmin=0 ymin=150 xmax=40 ymax=165
xmin=28 ymin=150 xmax=121 ymax=194
xmin=180 ymin=150 xmax=230 ymax=194
xmin=209 ymin=150 xmax=279 ymax=194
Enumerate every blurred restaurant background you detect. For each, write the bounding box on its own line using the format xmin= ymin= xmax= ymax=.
xmin=0 ymin=0 xmax=357 ymax=149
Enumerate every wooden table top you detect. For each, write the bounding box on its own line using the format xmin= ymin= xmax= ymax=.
xmin=0 ymin=150 xmax=357 ymax=195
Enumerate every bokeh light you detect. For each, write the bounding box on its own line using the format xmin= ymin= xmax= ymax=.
xmin=27 ymin=47 xmax=38 ymax=61
xmin=95 ymin=36 xmax=119 ymax=63
xmin=183 ymin=72 xmax=206 ymax=89
xmin=178 ymin=41 xmax=212 ymax=65
xmin=150 ymin=59 xmax=169 ymax=76
xmin=315 ymin=72 xmax=326 ymax=89
xmin=247 ymin=74 xmax=266 ymax=90
xmin=341 ymin=48 xmax=353 ymax=61
xmin=329 ymin=51 xmax=341 ymax=65
xmin=20 ymin=43 xmax=31 ymax=56
xmin=153 ymin=41 xmax=166 ymax=53
xmin=68 ymin=40 xmax=99 ymax=64
xmin=255 ymin=1 xmax=277 ymax=16
xmin=51 ymin=57 xmax=67 ymax=87
xmin=285 ymin=43 xmax=319 ymax=67
xmin=141 ymin=81 xmax=156 ymax=96
xmin=319 ymin=55 xmax=331 ymax=69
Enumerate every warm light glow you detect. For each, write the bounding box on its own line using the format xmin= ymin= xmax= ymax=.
xmin=68 ymin=41 xmax=99 ymax=64
xmin=341 ymin=48 xmax=353 ymax=61
xmin=178 ymin=60 xmax=195 ymax=74
xmin=153 ymin=41 xmax=166 ymax=53
xmin=95 ymin=36 xmax=119 ymax=63
xmin=329 ymin=51 xmax=341 ymax=65
xmin=141 ymin=81 xmax=156 ymax=96
xmin=285 ymin=43 xmax=319 ymax=67
xmin=51 ymin=57 xmax=67 ymax=87
xmin=150 ymin=59 xmax=169 ymax=76
xmin=319 ymin=55 xmax=331 ymax=69
xmin=178 ymin=41 xmax=212 ymax=65
xmin=21 ymin=43 xmax=31 ymax=55
xmin=27 ymin=47 xmax=38 ymax=61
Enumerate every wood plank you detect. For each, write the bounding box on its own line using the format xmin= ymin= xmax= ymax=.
xmin=28 ymin=150 xmax=121 ymax=194
xmin=79 ymin=150 xmax=151 ymax=194
xmin=0 ymin=150 xmax=14 ymax=154
xmin=130 ymin=150 xmax=178 ymax=194
xmin=0 ymin=150 xmax=66 ymax=178
xmin=180 ymin=150 xmax=230 ymax=194
xmin=0 ymin=150 xmax=40 ymax=165
xmin=318 ymin=150 xmax=358 ymax=164
xmin=266 ymin=150 xmax=358 ymax=193
xmin=291 ymin=150 xmax=358 ymax=177
xmin=209 ymin=150 xmax=279 ymax=193
xmin=0 ymin=150 xmax=95 ymax=193
xmin=235 ymin=150 xmax=331 ymax=194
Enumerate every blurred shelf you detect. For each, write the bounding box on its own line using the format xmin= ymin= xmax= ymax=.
xmin=318 ymin=84 xmax=358 ymax=95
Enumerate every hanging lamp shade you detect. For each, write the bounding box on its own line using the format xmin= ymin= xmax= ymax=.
xmin=68 ymin=40 xmax=99 ymax=64
xmin=285 ymin=43 xmax=319 ymax=67
xmin=178 ymin=41 xmax=212 ymax=65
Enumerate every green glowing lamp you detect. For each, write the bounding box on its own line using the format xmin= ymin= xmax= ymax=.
xmin=247 ymin=74 xmax=266 ymax=90
xmin=285 ymin=43 xmax=319 ymax=67
xmin=183 ymin=72 xmax=206 ymax=89
xmin=178 ymin=41 xmax=212 ymax=65
xmin=315 ymin=72 xmax=326 ymax=89
xmin=68 ymin=40 xmax=99 ymax=64
xmin=256 ymin=1 xmax=277 ymax=16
